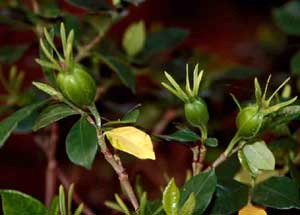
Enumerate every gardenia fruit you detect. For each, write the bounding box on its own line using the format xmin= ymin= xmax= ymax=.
xmin=184 ymin=98 xmax=209 ymax=127
xmin=57 ymin=65 xmax=96 ymax=107
xmin=236 ymin=105 xmax=264 ymax=138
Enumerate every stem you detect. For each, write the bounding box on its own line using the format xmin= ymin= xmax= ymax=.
xmin=89 ymin=105 xmax=139 ymax=211
xmin=75 ymin=32 xmax=104 ymax=62
xmin=224 ymin=132 xmax=240 ymax=157
xmin=191 ymin=126 xmax=208 ymax=176
xmin=97 ymin=130 xmax=139 ymax=211
xmin=205 ymin=145 xmax=241 ymax=171
xmin=45 ymin=124 xmax=58 ymax=206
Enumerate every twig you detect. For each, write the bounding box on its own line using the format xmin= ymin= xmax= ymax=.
xmin=191 ymin=142 xmax=207 ymax=175
xmin=45 ymin=124 xmax=58 ymax=206
xmin=96 ymin=129 xmax=139 ymax=211
xmin=75 ymin=32 xmax=103 ymax=62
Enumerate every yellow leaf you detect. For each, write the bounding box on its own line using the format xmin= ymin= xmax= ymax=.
xmin=239 ymin=204 xmax=267 ymax=215
xmin=104 ymin=126 xmax=155 ymax=160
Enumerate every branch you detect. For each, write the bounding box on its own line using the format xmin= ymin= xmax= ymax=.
xmin=96 ymin=129 xmax=139 ymax=211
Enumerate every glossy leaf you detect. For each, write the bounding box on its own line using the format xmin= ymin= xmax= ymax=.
xmin=104 ymin=126 xmax=155 ymax=160
xmin=0 ymin=100 xmax=47 ymax=148
xmin=215 ymin=155 xmax=240 ymax=180
xmin=238 ymin=149 xmax=260 ymax=177
xmin=242 ymin=141 xmax=275 ymax=174
xmin=33 ymin=104 xmax=78 ymax=131
xmin=144 ymin=200 xmax=164 ymax=215
xmin=66 ymin=117 xmax=98 ymax=169
xmin=238 ymin=204 xmax=267 ymax=215
xmin=179 ymin=192 xmax=196 ymax=215
xmin=162 ymin=178 xmax=180 ymax=215
xmin=0 ymin=44 xmax=28 ymax=64
xmin=208 ymin=179 xmax=249 ymax=215
xmin=97 ymin=54 xmax=135 ymax=93
xmin=180 ymin=170 xmax=217 ymax=214
xmin=32 ymin=81 xmax=62 ymax=98
xmin=123 ymin=21 xmax=146 ymax=57
xmin=204 ymin=137 xmax=218 ymax=147
xmin=157 ymin=129 xmax=199 ymax=142
xmin=273 ymin=1 xmax=300 ymax=35
xmin=263 ymin=105 xmax=300 ymax=129
xmin=289 ymin=159 xmax=300 ymax=189
xmin=253 ymin=176 xmax=300 ymax=209
xmin=122 ymin=108 xmax=140 ymax=123
xmin=0 ymin=190 xmax=48 ymax=215
xmin=291 ymin=51 xmax=300 ymax=76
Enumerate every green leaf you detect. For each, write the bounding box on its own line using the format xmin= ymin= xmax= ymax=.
xmin=39 ymin=28 xmax=57 ymax=87
xmin=66 ymin=0 xmax=111 ymax=11
xmin=242 ymin=141 xmax=275 ymax=173
xmin=157 ymin=129 xmax=200 ymax=142
xmin=66 ymin=117 xmax=98 ymax=169
xmin=0 ymin=100 xmax=48 ymax=148
xmin=33 ymin=104 xmax=78 ymax=131
xmin=179 ymin=192 xmax=196 ymax=215
xmin=291 ymin=51 xmax=300 ymax=76
xmin=162 ymin=178 xmax=180 ymax=215
xmin=32 ymin=82 xmax=62 ymax=98
xmin=0 ymin=44 xmax=29 ymax=64
xmin=123 ymin=21 xmax=146 ymax=57
xmin=204 ymin=137 xmax=218 ymax=147
xmin=253 ymin=176 xmax=300 ymax=209
xmin=48 ymin=196 xmax=59 ymax=215
xmin=263 ymin=105 xmax=300 ymax=129
xmin=121 ymin=108 xmax=140 ymax=123
xmin=0 ymin=190 xmax=48 ymax=215
xmin=215 ymin=155 xmax=240 ymax=180
xmin=180 ymin=170 xmax=217 ymax=214
xmin=208 ymin=179 xmax=249 ymax=215
xmin=273 ymin=1 xmax=300 ymax=35
xmin=97 ymin=54 xmax=135 ymax=93
xmin=144 ymin=200 xmax=164 ymax=215
xmin=142 ymin=28 xmax=189 ymax=57
xmin=289 ymin=159 xmax=300 ymax=189
xmin=238 ymin=149 xmax=261 ymax=177
xmin=59 ymin=186 xmax=66 ymax=215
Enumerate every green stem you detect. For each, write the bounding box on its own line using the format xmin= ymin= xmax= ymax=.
xmin=224 ymin=132 xmax=241 ymax=157
xmin=88 ymin=103 xmax=101 ymax=128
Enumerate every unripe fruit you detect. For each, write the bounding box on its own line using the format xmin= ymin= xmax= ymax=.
xmin=57 ymin=65 xmax=96 ymax=107
xmin=184 ymin=99 xmax=209 ymax=127
xmin=236 ymin=105 xmax=264 ymax=138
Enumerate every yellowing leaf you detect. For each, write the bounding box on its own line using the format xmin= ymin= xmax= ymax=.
xmin=104 ymin=126 xmax=155 ymax=160
xmin=238 ymin=204 xmax=267 ymax=215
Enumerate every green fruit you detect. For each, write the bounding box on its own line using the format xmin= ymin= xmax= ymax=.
xmin=184 ymin=99 xmax=209 ymax=127
xmin=236 ymin=105 xmax=264 ymax=138
xmin=57 ymin=65 xmax=96 ymax=107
